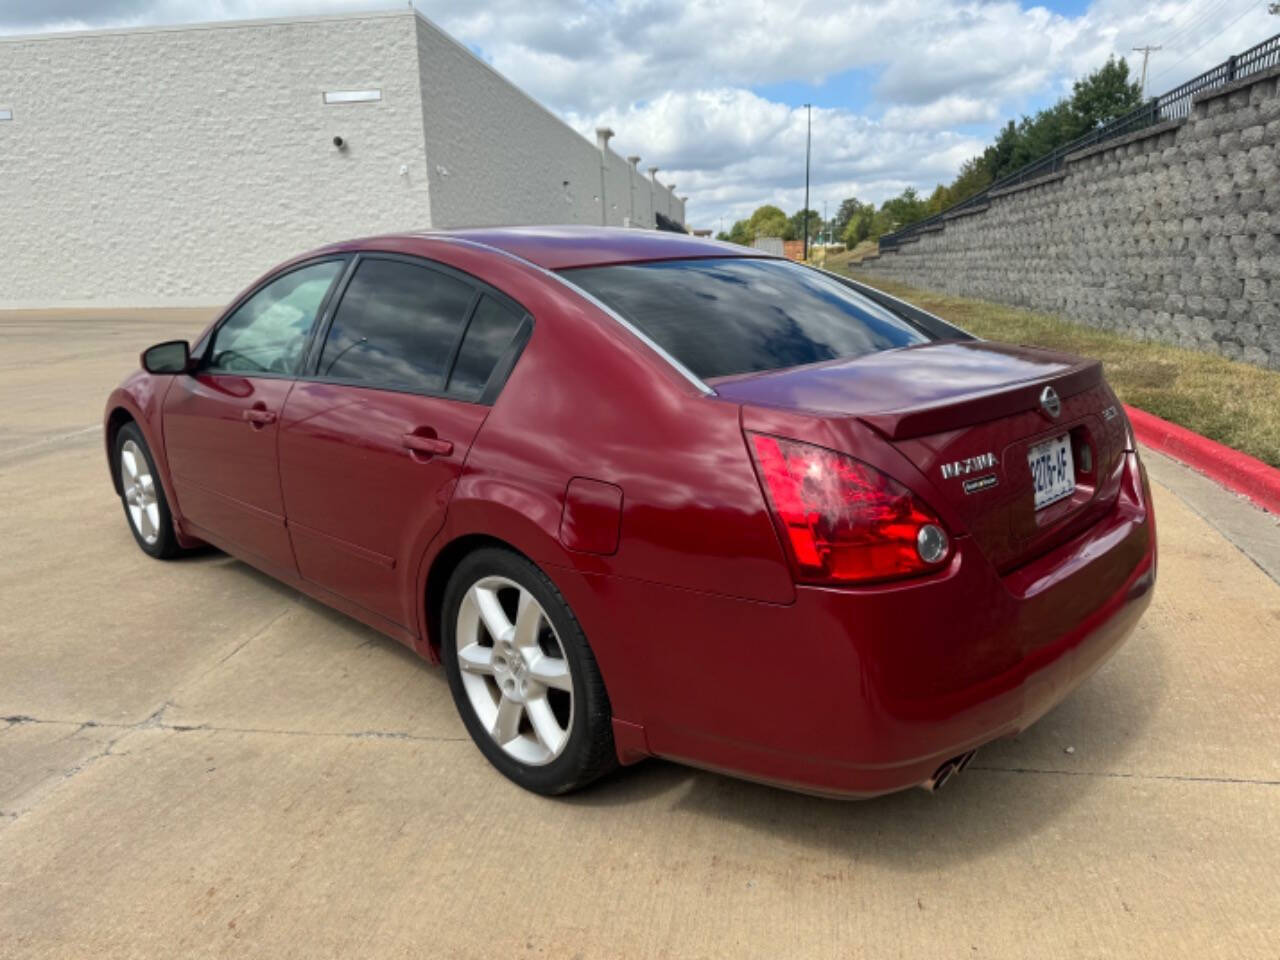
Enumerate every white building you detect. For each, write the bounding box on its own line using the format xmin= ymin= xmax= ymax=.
xmin=0 ymin=10 xmax=686 ymax=307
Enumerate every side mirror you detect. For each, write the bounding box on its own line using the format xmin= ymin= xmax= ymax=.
xmin=141 ymin=340 xmax=191 ymax=375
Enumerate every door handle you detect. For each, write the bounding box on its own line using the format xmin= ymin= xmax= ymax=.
xmin=243 ymin=408 xmax=277 ymax=427
xmin=402 ymin=433 xmax=453 ymax=458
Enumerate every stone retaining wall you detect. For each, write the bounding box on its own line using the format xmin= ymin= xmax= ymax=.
xmin=852 ymin=65 xmax=1280 ymax=369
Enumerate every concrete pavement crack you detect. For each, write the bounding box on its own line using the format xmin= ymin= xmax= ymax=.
xmin=0 ymin=425 xmax=101 ymax=465
xmin=0 ymin=711 xmax=466 ymax=831
xmin=971 ymin=764 xmax=1280 ymax=786
xmin=0 ymin=712 xmax=464 ymax=743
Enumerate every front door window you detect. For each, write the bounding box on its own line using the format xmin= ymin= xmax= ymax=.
xmin=207 ymin=260 xmax=344 ymax=375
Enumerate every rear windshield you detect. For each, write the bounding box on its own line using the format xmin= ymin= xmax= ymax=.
xmin=560 ymin=257 xmax=929 ymax=380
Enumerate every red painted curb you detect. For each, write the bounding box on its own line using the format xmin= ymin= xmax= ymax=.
xmin=1125 ymin=404 xmax=1280 ymax=515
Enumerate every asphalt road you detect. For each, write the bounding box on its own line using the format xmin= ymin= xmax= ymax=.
xmin=3 ymin=310 xmax=1279 ymax=959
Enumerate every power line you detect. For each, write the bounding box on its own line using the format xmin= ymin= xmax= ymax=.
xmin=1157 ymin=0 xmax=1238 ymax=51
xmin=1147 ymin=1 xmax=1264 ymax=87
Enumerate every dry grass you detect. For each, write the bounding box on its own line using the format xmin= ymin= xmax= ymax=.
xmin=810 ymin=240 xmax=878 ymax=270
xmin=845 ymin=277 xmax=1280 ymax=467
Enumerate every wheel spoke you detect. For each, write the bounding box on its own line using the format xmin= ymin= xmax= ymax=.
xmin=121 ymin=449 xmax=138 ymax=481
xmin=512 ymin=589 xmax=543 ymax=649
xmin=490 ymin=696 xmax=523 ymax=745
xmin=457 ymin=642 xmax=495 ymax=675
xmin=137 ymin=504 xmax=155 ymax=540
xmin=525 ymin=697 xmax=567 ymax=755
xmin=528 ymin=655 xmax=572 ymax=692
xmin=474 ymin=586 xmax=513 ymax=643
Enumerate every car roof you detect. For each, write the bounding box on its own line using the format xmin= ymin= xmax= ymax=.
xmin=411 ymin=225 xmax=776 ymax=271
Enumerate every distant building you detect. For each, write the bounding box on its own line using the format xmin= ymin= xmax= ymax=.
xmin=751 ymin=237 xmax=785 ymax=257
xmin=0 ymin=10 xmax=685 ymax=306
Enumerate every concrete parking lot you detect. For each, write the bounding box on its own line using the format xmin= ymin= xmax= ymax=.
xmin=2 ymin=310 xmax=1279 ymax=959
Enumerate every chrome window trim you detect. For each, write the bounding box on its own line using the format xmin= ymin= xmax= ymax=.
xmin=434 ymin=235 xmax=716 ymax=397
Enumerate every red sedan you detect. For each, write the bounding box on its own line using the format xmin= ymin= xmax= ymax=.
xmin=104 ymin=227 xmax=1156 ymax=797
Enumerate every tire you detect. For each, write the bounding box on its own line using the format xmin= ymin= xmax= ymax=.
xmin=442 ymin=547 xmax=617 ymax=795
xmin=114 ymin=422 xmax=182 ymax=559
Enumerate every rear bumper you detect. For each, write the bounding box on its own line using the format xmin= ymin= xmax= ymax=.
xmin=576 ymin=451 xmax=1156 ymax=797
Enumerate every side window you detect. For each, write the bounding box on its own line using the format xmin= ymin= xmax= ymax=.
xmin=319 ymin=258 xmax=475 ymax=392
xmin=208 ymin=260 xmax=344 ymax=375
xmin=447 ymin=295 xmax=526 ymax=400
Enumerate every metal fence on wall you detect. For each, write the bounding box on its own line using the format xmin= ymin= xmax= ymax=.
xmin=878 ymin=32 xmax=1280 ymax=251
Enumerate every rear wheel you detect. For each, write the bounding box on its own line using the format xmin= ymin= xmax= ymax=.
xmin=114 ymin=422 xmax=181 ymax=559
xmin=442 ymin=548 xmax=617 ymax=795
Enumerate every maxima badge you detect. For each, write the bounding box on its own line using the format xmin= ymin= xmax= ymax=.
xmin=941 ymin=452 xmax=998 ymax=480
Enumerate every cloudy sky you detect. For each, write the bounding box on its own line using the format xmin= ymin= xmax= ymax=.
xmin=2 ymin=0 xmax=1276 ymax=229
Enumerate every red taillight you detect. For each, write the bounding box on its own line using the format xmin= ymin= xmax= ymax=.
xmin=748 ymin=433 xmax=950 ymax=585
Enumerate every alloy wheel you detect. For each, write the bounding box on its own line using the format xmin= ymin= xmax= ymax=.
xmin=455 ymin=575 xmax=575 ymax=766
xmin=120 ymin=439 xmax=160 ymax=545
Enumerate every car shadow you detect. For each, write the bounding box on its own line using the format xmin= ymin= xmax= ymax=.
xmin=194 ymin=548 xmax=1167 ymax=870
xmin=567 ymin=622 xmax=1168 ymax=870
xmin=177 ymin=548 xmax=436 ymax=673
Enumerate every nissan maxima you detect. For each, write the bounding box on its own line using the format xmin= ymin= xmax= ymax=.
xmin=104 ymin=227 xmax=1156 ymax=797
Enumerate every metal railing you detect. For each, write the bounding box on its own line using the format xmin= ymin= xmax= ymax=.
xmin=878 ymin=32 xmax=1280 ymax=251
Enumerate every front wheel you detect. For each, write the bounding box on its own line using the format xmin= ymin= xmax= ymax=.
xmin=114 ymin=422 xmax=181 ymax=559
xmin=442 ymin=548 xmax=617 ymax=795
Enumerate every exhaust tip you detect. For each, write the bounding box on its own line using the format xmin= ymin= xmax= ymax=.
xmin=921 ymin=750 xmax=978 ymax=793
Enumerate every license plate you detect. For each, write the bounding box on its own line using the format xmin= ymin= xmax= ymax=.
xmin=1027 ymin=434 xmax=1075 ymax=510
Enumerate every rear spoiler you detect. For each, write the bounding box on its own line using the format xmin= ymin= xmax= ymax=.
xmin=858 ymin=358 xmax=1103 ymax=441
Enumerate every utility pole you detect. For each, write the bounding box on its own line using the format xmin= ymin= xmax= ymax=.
xmin=802 ymin=104 xmax=812 ymax=260
xmin=1133 ymin=45 xmax=1161 ymax=97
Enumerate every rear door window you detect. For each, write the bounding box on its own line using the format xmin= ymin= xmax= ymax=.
xmin=560 ymin=258 xmax=929 ymax=380
xmin=318 ymin=257 xmax=475 ymax=392
xmin=446 ymin=295 xmax=526 ymax=401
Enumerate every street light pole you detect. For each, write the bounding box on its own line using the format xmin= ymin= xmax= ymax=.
xmin=802 ymin=103 xmax=812 ymax=260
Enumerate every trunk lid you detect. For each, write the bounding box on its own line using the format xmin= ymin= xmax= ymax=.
xmin=714 ymin=341 xmax=1130 ymax=571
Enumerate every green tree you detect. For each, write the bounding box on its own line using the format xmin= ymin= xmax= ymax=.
xmin=878 ymin=187 xmax=929 ymax=234
xmin=788 ymin=208 xmax=822 ymax=241
xmin=725 ymin=219 xmax=752 ymax=246
xmin=1070 ymin=56 xmax=1144 ymax=132
xmin=937 ymin=55 xmax=1145 ymax=207
xmin=925 ymin=184 xmax=951 ymax=216
xmin=831 ymin=198 xmax=869 ymax=238
xmin=747 ymin=204 xmax=790 ymax=239
xmin=948 ymin=156 xmax=993 ymax=205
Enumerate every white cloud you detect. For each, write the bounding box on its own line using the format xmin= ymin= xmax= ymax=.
xmin=882 ymin=96 xmax=1003 ymax=131
xmin=3 ymin=0 xmax=1275 ymax=229
xmin=569 ymin=89 xmax=987 ymax=225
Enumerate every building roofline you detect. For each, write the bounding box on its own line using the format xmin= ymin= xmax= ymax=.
xmin=0 ymin=5 xmax=685 ymax=215
xmin=406 ymin=9 xmax=661 ymax=192
xmin=0 ymin=6 xmax=411 ymax=44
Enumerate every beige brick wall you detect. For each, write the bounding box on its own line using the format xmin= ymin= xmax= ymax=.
xmin=0 ymin=12 xmax=430 ymax=307
xmin=0 ymin=11 xmax=685 ymax=308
